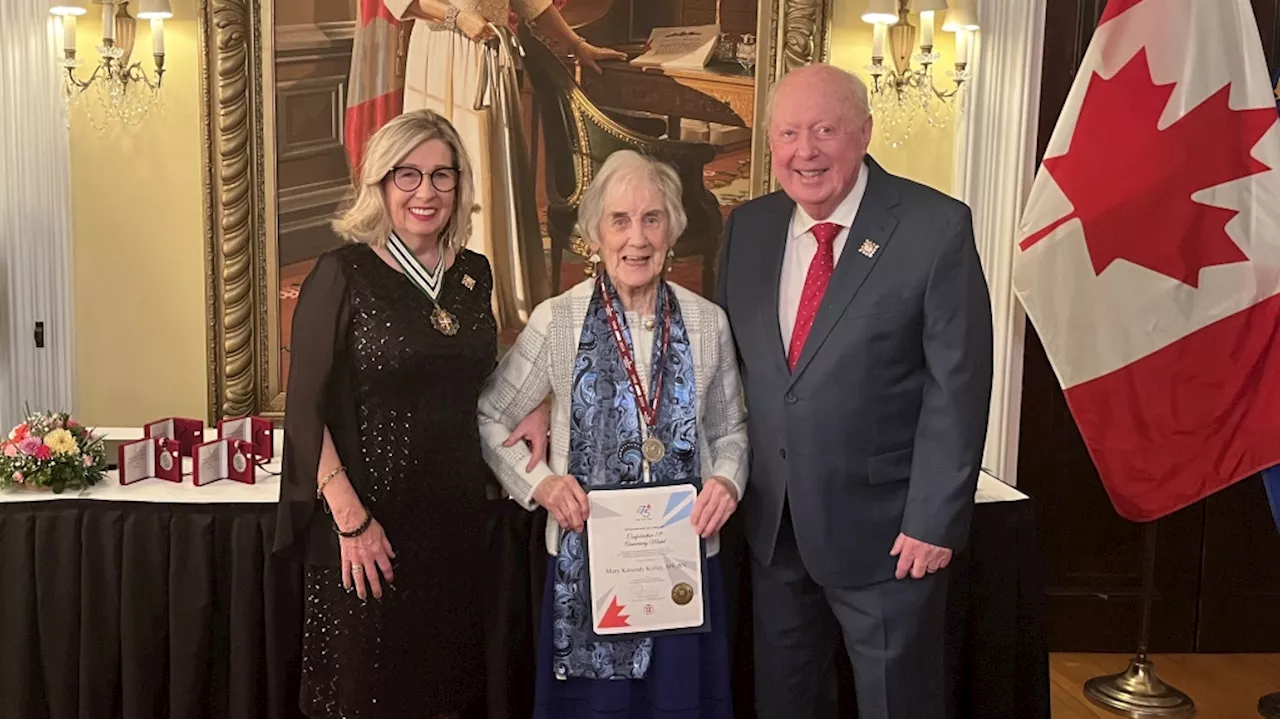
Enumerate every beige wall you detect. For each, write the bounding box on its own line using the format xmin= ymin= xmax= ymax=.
xmin=69 ymin=0 xmax=207 ymax=426
xmin=828 ymin=5 xmax=960 ymax=194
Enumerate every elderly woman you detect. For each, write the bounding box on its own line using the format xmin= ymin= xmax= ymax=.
xmin=478 ymin=150 xmax=747 ymax=718
xmin=276 ymin=109 xmax=500 ymax=718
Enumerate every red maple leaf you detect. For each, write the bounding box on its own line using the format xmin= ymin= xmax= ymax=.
xmin=598 ymin=596 xmax=630 ymax=629
xmin=1021 ymin=49 xmax=1277 ymax=288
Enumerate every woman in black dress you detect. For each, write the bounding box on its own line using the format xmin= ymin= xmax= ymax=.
xmin=274 ymin=109 xmax=500 ymax=719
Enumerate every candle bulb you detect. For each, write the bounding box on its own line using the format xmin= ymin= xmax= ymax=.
xmin=62 ymin=14 xmax=77 ymax=53
xmin=872 ymin=22 xmax=886 ymax=59
xmin=956 ymin=30 xmax=969 ymax=65
xmin=151 ymin=18 xmax=165 ymax=55
xmin=102 ymin=2 xmax=115 ymax=42
xmin=921 ymin=11 xmax=934 ymax=50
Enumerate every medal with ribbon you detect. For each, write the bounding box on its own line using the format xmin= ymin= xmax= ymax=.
xmin=386 ymin=231 xmax=458 ymax=335
xmin=598 ymin=276 xmax=672 ymax=464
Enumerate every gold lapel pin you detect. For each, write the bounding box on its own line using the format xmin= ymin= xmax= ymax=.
xmin=858 ymin=240 xmax=880 ymax=258
xmin=462 ymin=274 xmax=476 ymax=290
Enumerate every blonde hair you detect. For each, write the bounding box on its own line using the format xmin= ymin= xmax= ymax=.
xmin=332 ymin=109 xmax=478 ymax=253
xmin=576 ymin=150 xmax=688 ymax=249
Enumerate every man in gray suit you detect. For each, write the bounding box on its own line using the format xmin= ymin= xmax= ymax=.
xmin=716 ymin=63 xmax=993 ymax=718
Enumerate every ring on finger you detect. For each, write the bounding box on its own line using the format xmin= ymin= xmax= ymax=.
xmin=352 ymin=564 xmax=364 ymax=574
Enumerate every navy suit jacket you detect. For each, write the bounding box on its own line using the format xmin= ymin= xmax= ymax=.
xmin=715 ymin=157 xmax=994 ymax=588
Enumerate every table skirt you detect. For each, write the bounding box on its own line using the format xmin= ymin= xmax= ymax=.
xmin=0 ymin=501 xmax=303 ymax=719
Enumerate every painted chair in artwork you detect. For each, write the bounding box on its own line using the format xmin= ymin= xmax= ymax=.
xmin=518 ymin=30 xmax=723 ymax=297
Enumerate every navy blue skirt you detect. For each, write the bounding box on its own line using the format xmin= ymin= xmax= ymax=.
xmin=532 ymin=555 xmax=734 ymax=719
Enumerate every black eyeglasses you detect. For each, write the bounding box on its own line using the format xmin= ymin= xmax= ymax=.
xmin=388 ymin=166 xmax=460 ymax=194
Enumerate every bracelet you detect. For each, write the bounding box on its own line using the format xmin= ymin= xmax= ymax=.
xmin=444 ymin=5 xmax=460 ymax=30
xmin=335 ymin=509 xmax=372 ymax=538
xmin=317 ymin=465 xmax=345 ymax=498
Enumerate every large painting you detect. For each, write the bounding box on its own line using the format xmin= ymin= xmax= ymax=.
xmin=199 ymin=0 xmax=833 ymax=420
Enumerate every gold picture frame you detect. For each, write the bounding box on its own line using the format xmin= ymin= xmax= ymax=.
xmin=197 ymin=0 xmax=831 ymax=422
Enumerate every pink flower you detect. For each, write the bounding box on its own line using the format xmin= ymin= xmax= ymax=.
xmin=33 ymin=445 xmax=52 ymax=461
xmin=2 ymin=443 xmax=17 ymax=458
xmin=82 ymin=455 xmax=94 ymax=467
xmin=54 ymin=419 xmax=63 ymax=428
xmin=18 ymin=436 xmax=42 ymax=455
xmin=66 ymin=420 xmax=78 ymax=429
xmin=12 ymin=472 xmax=23 ymax=484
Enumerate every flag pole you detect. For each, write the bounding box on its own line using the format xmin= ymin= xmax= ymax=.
xmin=1260 ymin=692 xmax=1280 ymax=718
xmin=1083 ymin=520 xmax=1195 ymax=716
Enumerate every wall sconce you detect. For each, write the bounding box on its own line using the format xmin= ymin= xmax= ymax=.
xmin=50 ymin=0 xmax=171 ymax=130
xmin=863 ymin=0 xmax=979 ymax=148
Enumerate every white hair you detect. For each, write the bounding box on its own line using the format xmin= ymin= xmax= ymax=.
xmin=766 ymin=63 xmax=871 ymax=128
xmin=576 ymin=150 xmax=689 ymax=247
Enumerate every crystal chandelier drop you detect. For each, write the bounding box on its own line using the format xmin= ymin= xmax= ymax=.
xmin=862 ymin=0 xmax=979 ymax=148
xmin=50 ymin=0 xmax=172 ymax=131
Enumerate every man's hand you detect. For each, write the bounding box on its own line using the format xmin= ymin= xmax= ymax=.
xmin=691 ymin=476 xmax=738 ymax=538
xmin=504 ymin=400 xmax=551 ymax=472
xmin=890 ymin=533 xmax=953 ymax=580
xmin=532 ymin=475 xmax=589 ymax=532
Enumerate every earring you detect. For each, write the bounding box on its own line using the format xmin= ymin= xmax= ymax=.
xmin=664 ymin=249 xmax=675 ymax=274
xmin=586 ymin=252 xmax=600 ymax=278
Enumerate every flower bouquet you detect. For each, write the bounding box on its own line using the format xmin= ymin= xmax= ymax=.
xmin=0 ymin=410 xmax=108 ymax=493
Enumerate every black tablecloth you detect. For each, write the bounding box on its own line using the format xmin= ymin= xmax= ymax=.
xmin=0 ymin=498 xmax=1048 ymax=719
xmin=0 ymin=501 xmax=303 ymax=719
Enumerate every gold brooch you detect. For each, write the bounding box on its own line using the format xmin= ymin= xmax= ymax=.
xmin=858 ymin=240 xmax=879 ymax=258
xmin=462 ymin=274 xmax=476 ymax=290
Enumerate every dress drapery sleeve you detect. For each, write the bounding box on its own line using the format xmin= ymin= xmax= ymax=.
xmin=512 ymin=0 xmax=554 ymax=22
xmin=704 ymin=305 xmax=749 ymax=499
xmin=274 ymin=251 xmax=353 ymax=565
xmin=477 ymin=298 xmax=555 ymax=509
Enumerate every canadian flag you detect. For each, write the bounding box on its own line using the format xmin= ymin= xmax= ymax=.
xmin=1015 ymin=0 xmax=1280 ymax=521
xmin=343 ymin=0 xmax=408 ymax=174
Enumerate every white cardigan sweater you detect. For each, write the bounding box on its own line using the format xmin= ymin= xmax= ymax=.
xmin=477 ymin=279 xmax=749 ymax=557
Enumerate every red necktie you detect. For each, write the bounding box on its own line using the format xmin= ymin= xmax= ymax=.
xmin=787 ymin=222 xmax=841 ymax=371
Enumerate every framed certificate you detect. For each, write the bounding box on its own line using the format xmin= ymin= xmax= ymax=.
xmin=583 ymin=483 xmax=709 ymax=639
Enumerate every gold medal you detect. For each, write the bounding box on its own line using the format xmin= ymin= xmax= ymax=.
xmin=232 ymin=451 xmax=248 ymax=473
xmin=159 ymin=450 xmax=174 ymax=472
xmin=642 ymin=436 xmax=666 ymax=464
xmin=671 ymin=582 xmax=694 ymax=605
xmin=431 ymin=307 xmax=459 ymax=336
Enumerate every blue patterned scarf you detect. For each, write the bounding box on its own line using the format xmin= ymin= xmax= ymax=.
xmin=552 ymin=274 xmax=700 ymax=680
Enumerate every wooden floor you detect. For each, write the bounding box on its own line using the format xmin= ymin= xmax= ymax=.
xmin=1051 ymin=653 xmax=1280 ymax=718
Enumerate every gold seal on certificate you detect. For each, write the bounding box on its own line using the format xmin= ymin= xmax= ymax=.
xmin=585 ymin=483 xmax=707 ymax=637
xmin=671 ymin=582 xmax=694 ymax=606
xmin=641 ymin=437 xmax=666 ymax=464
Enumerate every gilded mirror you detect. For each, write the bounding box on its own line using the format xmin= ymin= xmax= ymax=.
xmin=198 ymin=0 xmax=831 ymax=421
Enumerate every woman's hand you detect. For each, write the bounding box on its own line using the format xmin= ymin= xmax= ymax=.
xmin=339 ymin=514 xmax=397 ymax=600
xmin=532 ymin=475 xmax=589 ymax=532
xmin=691 ymin=476 xmax=738 ymax=538
xmin=456 ymin=10 xmax=495 ymax=43
xmin=574 ymin=40 xmax=626 ymax=74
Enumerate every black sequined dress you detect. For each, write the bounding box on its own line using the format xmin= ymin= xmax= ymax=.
xmin=275 ymin=243 xmax=497 ymax=718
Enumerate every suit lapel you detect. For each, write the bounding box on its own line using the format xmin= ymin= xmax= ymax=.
xmin=788 ymin=160 xmax=901 ymax=386
xmin=758 ymin=194 xmax=794 ymax=378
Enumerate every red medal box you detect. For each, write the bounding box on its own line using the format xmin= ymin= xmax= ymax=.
xmin=117 ymin=437 xmax=182 ymax=485
xmin=217 ymin=416 xmax=273 ymax=460
xmin=144 ymin=417 xmax=205 ymax=458
xmin=193 ymin=438 xmax=256 ymax=486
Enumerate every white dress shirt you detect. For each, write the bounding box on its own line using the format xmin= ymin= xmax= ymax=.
xmin=778 ymin=161 xmax=869 ymax=350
